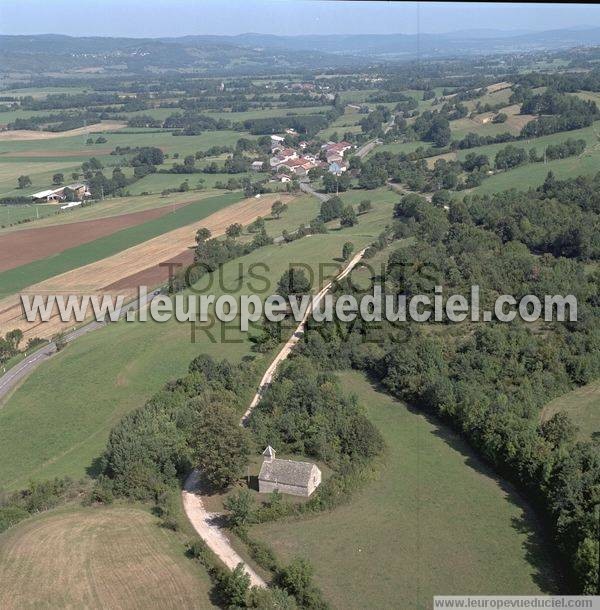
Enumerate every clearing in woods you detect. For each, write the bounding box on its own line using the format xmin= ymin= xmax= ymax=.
xmin=541 ymin=380 xmax=600 ymax=441
xmin=250 ymin=371 xmax=557 ymax=609
xmin=0 ymin=506 xmax=216 ymax=610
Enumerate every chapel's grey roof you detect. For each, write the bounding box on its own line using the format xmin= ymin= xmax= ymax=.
xmin=258 ymin=458 xmax=317 ymax=488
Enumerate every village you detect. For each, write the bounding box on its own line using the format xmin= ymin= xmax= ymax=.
xmin=26 ymin=134 xmax=354 ymax=208
xmin=261 ymin=133 xmax=354 ymax=183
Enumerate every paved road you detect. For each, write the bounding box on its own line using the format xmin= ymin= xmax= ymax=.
xmin=299 ymin=181 xmax=329 ymax=202
xmin=183 ymin=247 xmax=368 ymax=588
xmin=0 ymin=290 xmax=160 ymax=402
xmin=356 ymin=138 xmax=381 ymax=158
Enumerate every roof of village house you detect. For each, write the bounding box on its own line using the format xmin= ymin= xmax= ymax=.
xmin=280 ymin=158 xmax=308 ymax=168
xmin=328 ymin=142 xmax=352 ymax=152
xmin=259 ymin=457 xmax=317 ymax=488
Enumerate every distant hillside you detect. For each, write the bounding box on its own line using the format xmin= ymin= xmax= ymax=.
xmin=1 ymin=27 xmax=600 ymax=75
xmin=0 ymin=34 xmax=364 ymax=76
xmin=169 ymin=27 xmax=600 ymax=57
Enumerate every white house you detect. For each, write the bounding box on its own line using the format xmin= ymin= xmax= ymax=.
xmin=258 ymin=446 xmax=322 ymax=497
xmin=270 ymin=174 xmax=292 ymax=183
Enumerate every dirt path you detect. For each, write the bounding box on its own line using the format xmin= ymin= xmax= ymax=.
xmin=182 ymin=472 xmax=267 ymax=588
xmin=182 ymin=246 xmax=367 ymax=588
xmin=241 ymin=247 xmax=367 ymax=423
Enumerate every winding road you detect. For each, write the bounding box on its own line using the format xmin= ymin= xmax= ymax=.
xmin=182 ymin=247 xmax=368 ymax=588
xmin=0 ymin=184 xmax=368 ymax=589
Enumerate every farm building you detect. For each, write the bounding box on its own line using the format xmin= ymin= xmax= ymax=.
xmin=258 ymin=446 xmax=322 ymax=497
xmin=31 ymin=182 xmax=90 ymax=203
xmin=30 ymin=189 xmax=61 ymax=203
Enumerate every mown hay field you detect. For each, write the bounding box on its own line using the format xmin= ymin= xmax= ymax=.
xmin=0 ymin=506 xmax=216 ymax=610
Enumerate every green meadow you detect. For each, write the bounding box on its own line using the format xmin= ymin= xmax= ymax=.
xmin=251 ymin=371 xmax=557 ymax=609
xmin=0 ymin=128 xmax=252 ymax=158
xmin=472 ymin=147 xmax=600 ymax=194
xmin=126 ymin=171 xmax=257 ymax=195
xmin=541 ymin=380 xmax=600 ymax=442
xmin=0 ymin=203 xmax=58 ymax=227
xmin=0 ymin=190 xmax=221 ymax=233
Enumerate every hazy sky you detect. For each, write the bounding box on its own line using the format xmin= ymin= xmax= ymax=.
xmin=2 ymin=1 xmax=600 ymax=37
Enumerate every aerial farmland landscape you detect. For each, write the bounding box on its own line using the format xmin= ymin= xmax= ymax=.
xmin=0 ymin=1 xmax=599 ymax=608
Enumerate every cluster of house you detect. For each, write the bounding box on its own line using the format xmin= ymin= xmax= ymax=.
xmin=322 ymin=140 xmax=353 ymax=175
xmin=30 ymin=182 xmax=91 ymax=209
xmin=254 ymin=135 xmax=354 ymax=182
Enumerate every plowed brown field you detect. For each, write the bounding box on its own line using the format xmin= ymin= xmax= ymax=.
xmin=0 ymin=193 xmax=293 ymax=339
xmin=0 ymin=201 xmax=194 ymax=272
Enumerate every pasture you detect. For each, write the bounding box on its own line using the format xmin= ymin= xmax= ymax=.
xmin=0 ymin=506 xmax=216 ymax=609
xmin=0 ymin=160 xmax=81 ymax=197
xmin=0 ymin=190 xmax=223 ymax=233
xmin=0 ymin=203 xmax=57 ymax=227
xmin=541 ymin=380 xmax=600 ymax=441
xmin=251 ymin=371 xmax=557 ymax=609
xmin=471 ymin=145 xmax=600 ymax=194
xmin=203 ymin=105 xmax=331 ymax=122
xmin=450 ymin=113 xmax=534 ymax=139
xmin=0 ymin=129 xmax=250 ymax=159
xmin=126 ymin=171 xmax=257 ymax=195
xmin=441 ymin=122 xmax=600 ymax=165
